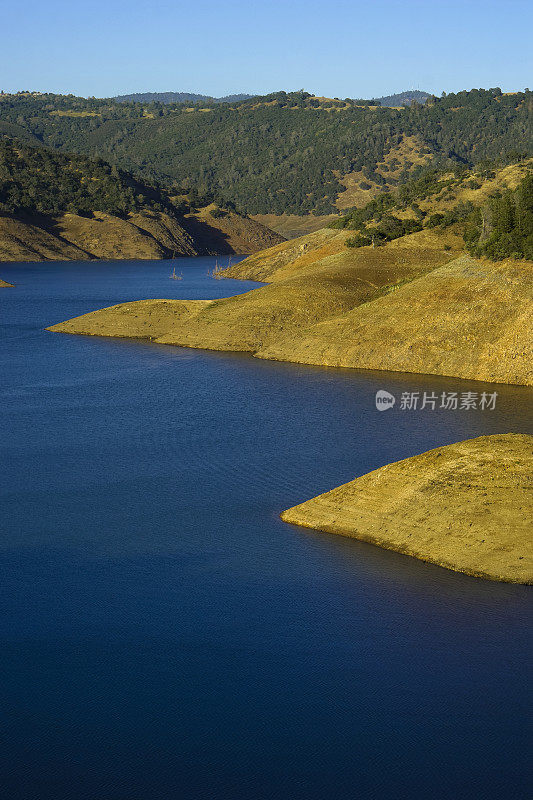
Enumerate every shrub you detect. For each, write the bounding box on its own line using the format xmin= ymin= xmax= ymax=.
xmin=346 ymin=234 xmax=372 ymax=247
xmin=210 ymin=206 xmax=227 ymax=218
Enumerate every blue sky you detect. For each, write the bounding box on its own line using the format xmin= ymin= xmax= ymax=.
xmin=4 ymin=0 xmax=532 ymax=98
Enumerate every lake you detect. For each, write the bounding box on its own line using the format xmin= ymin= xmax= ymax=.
xmin=0 ymin=258 xmax=531 ymax=800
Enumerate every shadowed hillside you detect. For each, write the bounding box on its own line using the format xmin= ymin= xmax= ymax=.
xmin=0 ymin=139 xmax=284 ymax=261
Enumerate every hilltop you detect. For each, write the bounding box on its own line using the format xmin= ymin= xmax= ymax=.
xmin=1 ymin=88 xmax=530 ymax=223
xmin=47 ymin=159 xmax=532 ymax=386
xmin=0 ymin=139 xmax=284 ymax=261
xmin=373 ymin=90 xmax=432 ymax=106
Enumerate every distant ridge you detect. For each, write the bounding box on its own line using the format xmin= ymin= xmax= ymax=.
xmin=113 ymin=91 xmax=255 ymax=104
xmin=112 ymin=89 xmax=432 ymax=107
xmin=4 ymin=87 xmax=529 ymax=216
xmin=374 ymin=90 xmax=432 ymax=106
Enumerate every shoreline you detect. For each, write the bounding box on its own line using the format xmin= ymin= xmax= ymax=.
xmin=44 ymin=241 xmax=533 ymax=387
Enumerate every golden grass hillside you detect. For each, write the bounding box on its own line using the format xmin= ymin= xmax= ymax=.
xmin=281 ymin=434 xmax=533 ymax=584
xmin=251 ymin=213 xmax=338 ymax=239
xmin=53 ymin=211 xmax=196 ymax=260
xmin=0 ymin=210 xmax=194 ymax=262
xmin=47 ymin=299 xmax=214 ymax=339
xmin=0 ymin=215 xmax=90 ymax=261
xmin=47 ymin=224 xmax=532 ymax=385
xmin=182 ymin=205 xmax=284 ymax=255
xmin=416 ymin=159 xmax=532 ymax=216
xmin=220 ymin=228 xmax=352 ymax=282
xmin=48 ymin=239 xmax=453 ymax=352
xmin=257 ymin=255 xmax=533 ymax=385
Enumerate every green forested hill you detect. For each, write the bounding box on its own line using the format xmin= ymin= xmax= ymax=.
xmin=330 ymin=157 xmax=533 ymax=260
xmin=1 ymin=88 xmax=531 ymax=215
xmin=0 ymin=138 xmax=285 ymax=262
xmin=0 ymin=137 xmax=178 ymax=216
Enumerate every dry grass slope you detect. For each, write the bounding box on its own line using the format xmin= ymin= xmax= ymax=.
xmin=251 ymin=213 xmax=338 ymax=239
xmin=221 ymin=228 xmax=354 ymax=282
xmin=0 ymin=215 xmax=91 ymax=261
xmin=48 ymin=236 xmax=453 ymax=354
xmin=258 ymin=255 xmax=533 ymax=386
xmin=183 ymin=205 xmax=284 ymax=254
xmin=281 ymin=434 xmax=533 ymax=584
xmin=47 ymin=224 xmax=532 ymax=386
xmin=48 ymin=299 xmax=213 ymax=339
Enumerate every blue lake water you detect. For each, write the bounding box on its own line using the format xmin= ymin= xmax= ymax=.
xmin=0 ymin=258 xmax=532 ymax=800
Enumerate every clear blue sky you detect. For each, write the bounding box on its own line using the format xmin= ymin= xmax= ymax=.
xmin=4 ymin=0 xmax=532 ymax=98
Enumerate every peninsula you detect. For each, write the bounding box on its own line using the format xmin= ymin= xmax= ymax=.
xmin=47 ymin=162 xmax=533 ymax=386
xmin=281 ymin=434 xmax=533 ymax=584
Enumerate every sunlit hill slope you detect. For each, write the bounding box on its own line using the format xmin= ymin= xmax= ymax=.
xmin=48 ymin=159 xmax=532 ymax=386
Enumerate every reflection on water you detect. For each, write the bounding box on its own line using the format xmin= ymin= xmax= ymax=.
xmin=0 ymin=259 xmax=531 ymax=800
